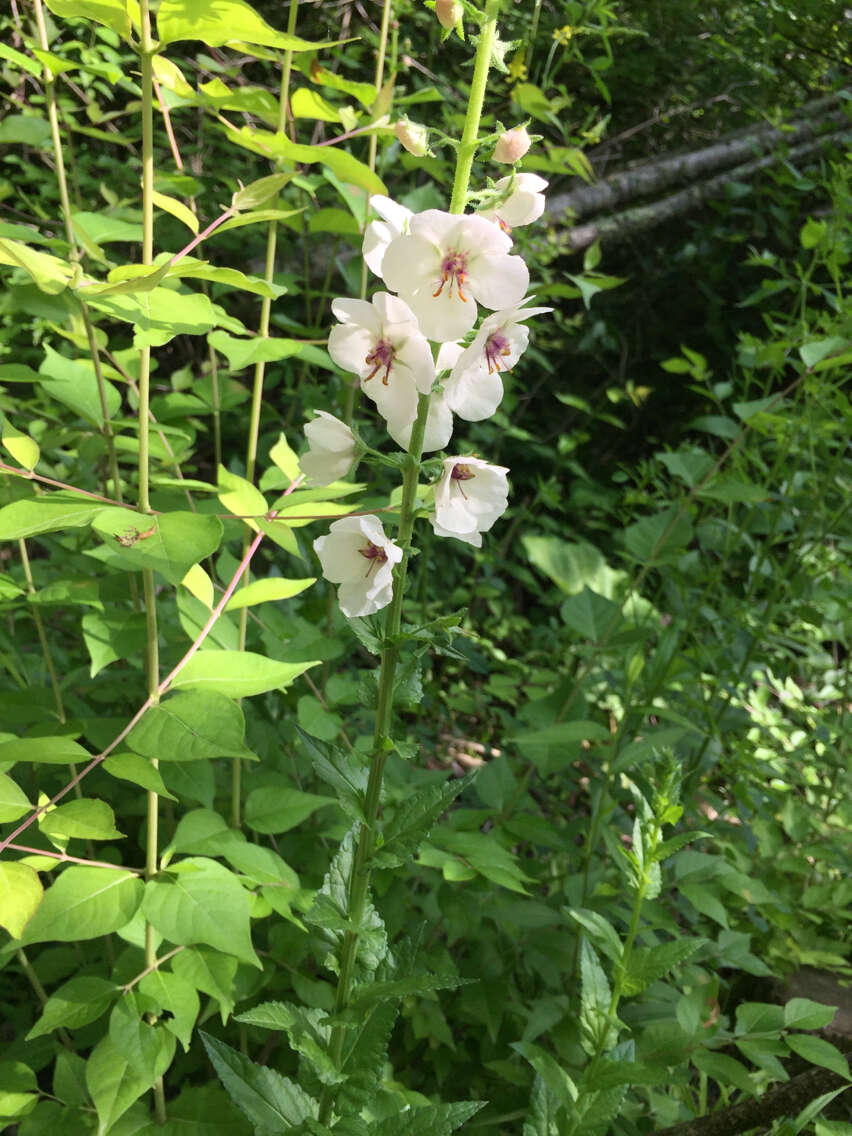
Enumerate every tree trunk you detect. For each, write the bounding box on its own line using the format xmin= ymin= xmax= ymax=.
xmin=547 ymin=91 xmax=850 ymax=222
xmin=561 ymin=127 xmax=851 ymax=253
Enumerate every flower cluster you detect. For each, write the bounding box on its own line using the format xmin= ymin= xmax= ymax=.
xmin=301 ymin=172 xmax=549 ymax=618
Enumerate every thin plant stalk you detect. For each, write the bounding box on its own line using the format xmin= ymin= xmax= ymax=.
xmin=343 ymin=0 xmax=394 ymax=426
xmin=17 ymin=538 xmax=64 ymax=723
xmin=317 ymin=4 xmax=501 ymax=1120
xmin=233 ymin=0 xmax=301 ymax=829
xmin=32 ymin=0 xmax=122 ymax=501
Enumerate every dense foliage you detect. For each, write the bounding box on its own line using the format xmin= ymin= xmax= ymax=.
xmin=0 ymin=1 xmax=850 ymax=1134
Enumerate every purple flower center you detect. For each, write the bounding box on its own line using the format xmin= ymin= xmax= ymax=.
xmin=364 ymin=339 xmax=395 ymax=385
xmin=485 ymin=331 xmax=511 ymax=374
xmin=450 ymin=462 xmax=475 ymax=500
xmin=433 ymin=251 xmax=469 ymax=302
xmin=359 ymin=540 xmax=388 ymax=576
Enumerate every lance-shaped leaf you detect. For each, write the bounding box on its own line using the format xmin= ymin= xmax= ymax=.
xmin=200 ymin=1031 xmax=318 ymax=1129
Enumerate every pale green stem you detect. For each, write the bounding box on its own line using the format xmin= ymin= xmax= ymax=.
xmin=233 ymin=0 xmax=301 ymax=830
xmin=32 ymin=0 xmax=122 ymax=499
xmin=138 ymin=0 xmax=165 ymax=1122
xmin=317 ymin=7 xmax=498 ymax=1118
xmin=18 ymin=538 xmax=64 ymax=723
xmin=343 ymin=0 xmax=394 ymax=426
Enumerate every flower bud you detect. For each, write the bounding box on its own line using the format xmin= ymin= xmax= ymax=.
xmin=493 ymin=125 xmax=531 ymax=164
xmin=435 ymin=0 xmax=463 ymax=30
xmin=394 ymin=117 xmax=429 ymax=157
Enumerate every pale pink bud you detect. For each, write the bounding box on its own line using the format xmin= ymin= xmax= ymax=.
xmin=436 ymin=0 xmax=463 ymax=30
xmin=493 ymin=125 xmax=531 ymax=164
xmin=394 ymin=118 xmax=429 ymax=157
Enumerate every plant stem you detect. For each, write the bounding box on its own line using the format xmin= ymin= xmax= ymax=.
xmin=318 ymin=7 xmax=498 ymax=1118
xmin=138 ymin=0 xmax=166 ymax=1122
xmin=233 ymin=0 xmax=300 ymax=829
xmin=18 ymin=539 xmax=64 ymax=723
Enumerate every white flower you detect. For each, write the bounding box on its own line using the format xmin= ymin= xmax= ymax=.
xmin=387 ymin=392 xmax=453 ymax=454
xmin=380 ymin=210 xmax=529 ymax=342
xmin=431 ymin=457 xmax=509 ymax=548
xmin=299 ymin=411 xmax=358 ymax=486
xmin=493 ymin=125 xmax=532 ymax=164
xmin=443 ymin=300 xmax=551 ymax=421
xmin=313 ymin=514 xmax=402 ymax=618
xmin=363 ymin=195 xmax=413 ymax=278
xmin=394 ymin=118 xmax=429 ymax=157
xmin=327 ymin=292 xmax=434 ymax=430
xmin=478 ymin=174 xmax=549 ymax=230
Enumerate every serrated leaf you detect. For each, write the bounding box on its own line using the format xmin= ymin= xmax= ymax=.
xmin=235 ymin=1002 xmax=339 ymax=1085
xmin=200 ymin=1032 xmax=318 ymax=1129
xmin=374 ymin=1101 xmax=486 ymax=1135
xmin=373 ymin=775 xmax=471 ymax=869
xmin=579 ymin=939 xmax=615 ymax=1055
xmin=297 ymin=729 xmax=367 ymax=822
xmin=621 ymin=937 xmax=704 ymax=995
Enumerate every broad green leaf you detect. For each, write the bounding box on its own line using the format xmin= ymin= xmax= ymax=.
xmin=0 ymin=43 xmax=43 ymax=78
xmin=565 ymin=908 xmax=623 ymax=963
xmin=86 ymin=1032 xmax=174 ymax=1135
xmin=215 ymin=207 xmax=304 ymax=234
xmin=232 ymin=172 xmax=294 ymax=210
xmin=182 ymin=562 xmax=214 ymax=609
xmin=208 ymin=329 xmax=305 ymax=371
xmin=138 ymin=970 xmax=200 ymax=1052
xmin=308 ymin=61 xmax=377 ymax=108
xmin=18 ymin=866 xmax=143 ymax=944
xmin=374 ymin=1101 xmax=486 ymax=1135
xmin=44 ymin=0 xmax=131 ymax=37
xmin=430 ymin=829 xmax=534 ymax=894
xmin=0 ymin=492 xmax=104 ymax=539
xmin=82 ymin=610 xmax=148 ymax=677
xmin=244 ymin=785 xmax=334 ymax=834
xmin=72 ymin=211 xmax=143 ymax=246
xmin=274 ymin=500 xmax=355 ymax=528
xmin=172 ymin=947 xmax=238 ymax=1020
xmin=152 ymin=191 xmax=199 ymax=234
xmin=522 ymin=534 xmax=622 ymax=596
xmin=103 ymin=752 xmax=177 ymax=801
xmin=692 ymin=1050 xmax=755 ymax=1094
xmin=0 ymin=238 xmax=74 ymax=293
xmin=268 ymin=432 xmax=301 ymax=480
xmin=0 ymin=1060 xmax=38 ymax=1121
xmin=217 ymin=465 xmax=268 ymax=520
xmin=109 ymin=992 xmax=178 ymax=1087
xmin=106 ymin=256 xmax=284 ymax=299
xmin=799 ymin=336 xmax=848 ymax=369
xmin=255 ymin=515 xmax=301 ymax=556
xmin=785 ymin=1035 xmax=849 ymax=1078
xmin=39 ymin=799 xmax=123 ymax=841
xmin=199 ymin=1032 xmax=318 ymax=1128
xmin=623 ymin=506 xmax=693 ymax=565
xmin=735 ymin=1039 xmax=789 ymax=1082
xmin=506 ymin=721 xmax=610 ymax=775
xmin=157 ymin=0 xmax=329 ymax=50
xmin=1 ymin=419 xmax=39 ymax=470
xmin=142 ymin=857 xmax=261 ymax=968
xmin=170 ymin=650 xmax=320 ymax=698
xmin=0 ymin=772 xmax=31 ymax=822
xmin=559 ymin=586 xmax=621 ymax=640
xmin=291 ymin=87 xmax=341 ymax=122
xmin=579 ymin=938 xmax=615 ymax=1055
xmin=296 ymin=694 xmax=342 ymax=741
xmin=128 ymin=691 xmax=254 ymax=762
xmin=39 ymin=344 xmax=121 ymax=426
xmin=657 ymin=449 xmax=715 ymax=487
xmin=735 ymin=1002 xmax=786 ymax=1035
xmin=223 ymin=123 xmax=387 ymax=195
xmin=235 ymin=1002 xmax=338 ymax=1085
xmin=224 ymin=576 xmax=315 ymax=611
xmin=784 ymin=998 xmax=838 ymax=1031
xmin=84 ymin=286 xmax=228 ymax=348
xmin=0 ymin=862 xmax=43 ymax=939
xmin=0 ymin=735 xmax=91 ymax=766
xmin=91 ymin=510 xmax=223 ymax=586
xmin=26 ymin=976 xmax=117 ymax=1040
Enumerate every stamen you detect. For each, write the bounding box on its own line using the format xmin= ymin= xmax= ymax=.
xmin=433 ymin=251 xmax=469 ymax=302
xmin=451 ymin=462 xmax=475 ymax=500
xmin=485 ymin=331 xmax=511 ymax=375
xmin=364 ymin=339 xmax=395 ymax=385
xmin=359 ymin=540 xmax=388 ymax=576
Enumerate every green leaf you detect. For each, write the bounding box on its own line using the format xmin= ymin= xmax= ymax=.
xmin=692 ymin=1050 xmax=756 ymax=1094
xmin=128 ymin=691 xmax=254 ymax=762
xmin=296 ymin=694 xmax=342 ymax=741
xmin=522 ymin=534 xmax=621 ymax=596
xmin=103 ymin=752 xmax=177 ymax=800
xmin=291 ymin=87 xmax=341 ymax=122
xmin=173 ymin=947 xmax=238 ymax=1021
xmin=86 ymin=1031 xmax=174 ymax=1134
xmin=109 ymin=992 xmax=178 ymax=1088
xmin=373 ymin=776 xmax=470 ymax=869
xmin=40 ymin=798 xmax=124 ymax=841
xmin=235 ymin=1002 xmax=339 ymax=1085
xmin=18 ymin=866 xmax=143 ymax=944
xmin=0 ymin=772 xmax=31 ymax=823
xmin=83 ymin=286 xmax=228 ymax=348
xmin=217 ymin=464 xmax=268 ymax=520
xmin=138 ymin=970 xmax=200 ymax=1052
xmin=560 ymin=586 xmax=621 ymax=640
xmin=579 ymin=938 xmax=615 ymax=1055
xmin=512 ymin=1041 xmax=578 ymax=1106
xmin=82 ymin=610 xmax=148 ymax=677
xmin=244 ymin=785 xmax=334 ymax=834
xmin=72 ymin=211 xmax=143 ymax=246
xmin=297 ymin=729 xmax=367 ymax=822
xmin=506 ymin=721 xmax=610 ymax=775
xmin=224 ymin=576 xmax=315 ymax=611
xmin=157 ymin=0 xmax=330 ymax=50
xmin=170 ymin=650 xmax=320 ymax=698
xmin=351 ymin=972 xmax=468 ymax=1006
xmin=735 ymin=1002 xmax=786 ymax=1035
xmin=0 ymin=735 xmax=91 ymax=766
xmin=784 ymin=998 xmax=838 ymax=1031
xmin=623 ymin=507 xmax=693 ymax=565
xmin=208 ymin=330 xmax=305 ymax=371
xmin=44 ymin=0 xmax=131 ymax=37
xmin=39 ymin=344 xmax=121 ymax=427
xmin=199 ymin=1031 xmax=318 ymax=1129
xmin=799 ymin=337 xmax=848 ymax=369
xmin=429 ymin=829 xmax=534 ymax=894
xmin=0 ymin=43 xmax=43 ymax=78
xmin=27 ymin=976 xmax=117 ymax=1040
xmin=0 ymin=861 xmax=43 ymax=939
xmin=0 ymin=491 xmax=105 ymax=539
xmin=621 ymin=938 xmax=704 ymax=996
xmin=0 ymin=238 xmax=74 ymax=294
xmin=375 ymin=1101 xmax=486 ymax=1135
xmin=91 ymin=510 xmax=223 ymax=586
xmin=2 ymin=419 xmax=40 ymax=470
xmin=152 ymin=191 xmax=199 ymax=234
xmin=785 ymin=1035 xmax=850 ymax=1078
xmin=223 ymin=123 xmax=387 ymax=196
xmin=232 ymin=172 xmax=294 ymax=210
xmin=142 ymin=857 xmax=261 ymax=968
